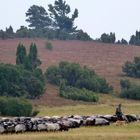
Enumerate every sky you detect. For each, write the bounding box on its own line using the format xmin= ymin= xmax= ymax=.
xmin=0 ymin=0 xmax=140 ymax=41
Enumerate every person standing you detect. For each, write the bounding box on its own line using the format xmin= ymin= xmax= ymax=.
xmin=115 ymin=104 xmax=123 ymax=120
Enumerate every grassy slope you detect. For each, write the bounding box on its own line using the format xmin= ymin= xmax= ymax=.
xmin=1 ymin=39 xmax=140 ymax=139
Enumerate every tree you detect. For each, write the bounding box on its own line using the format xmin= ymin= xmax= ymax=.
xmin=129 ymin=30 xmax=140 ymax=46
xmin=16 ymin=26 xmax=31 ymax=38
xmin=6 ymin=25 xmax=14 ymax=38
xmin=48 ymin=0 xmax=78 ymax=32
xmin=26 ymin=5 xmax=51 ymax=29
xmin=100 ymin=32 xmax=116 ymax=43
xmin=16 ymin=43 xmax=27 ymax=65
xmin=28 ymin=43 xmax=41 ymax=70
xmin=76 ymin=30 xmax=92 ymax=41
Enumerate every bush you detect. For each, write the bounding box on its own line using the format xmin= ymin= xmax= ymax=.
xmin=120 ymin=85 xmax=140 ymax=100
xmin=45 ymin=42 xmax=53 ymax=50
xmin=0 ymin=64 xmax=45 ymax=99
xmin=120 ymin=79 xmax=140 ymax=100
xmin=45 ymin=61 xmax=113 ymax=94
xmin=59 ymin=86 xmax=98 ymax=102
xmin=122 ymin=57 xmax=140 ymax=78
xmin=120 ymin=79 xmax=131 ymax=89
xmin=0 ymin=97 xmax=33 ymax=116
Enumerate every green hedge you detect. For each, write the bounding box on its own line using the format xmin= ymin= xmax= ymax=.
xmin=59 ymin=86 xmax=98 ymax=102
xmin=0 ymin=97 xmax=33 ymax=116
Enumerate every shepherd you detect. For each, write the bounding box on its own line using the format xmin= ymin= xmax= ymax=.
xmin=115 ymin=104 xmax=128 ymax=122
xmin=115 ymin=104 xmax=123 ymax=120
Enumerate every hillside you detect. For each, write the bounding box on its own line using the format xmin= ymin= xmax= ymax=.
xmin=1 ymin=38 xmax=140 ymax=106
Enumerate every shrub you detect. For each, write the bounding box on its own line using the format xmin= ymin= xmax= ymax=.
xmin=0 ymin=64 xmax=45 ymax=99
xmin=120 ymin=79 xmax=140 ymax=100
xmin=120 ymin=85 xmax=140 ymax=100
xmin=120 ymin=79 xmax=131 ymax=89
xmin=45 ymin=42 xmax=53 ymax=50
xmin=45 ymin=61 xmax=113 ymax=94
xmin=0 ymin=97 xmax=33 ymax=116
xmin=59 ymin=86 xmax=98 ymax=102
xmin=122 ymin=57 xmax=140 ymax=78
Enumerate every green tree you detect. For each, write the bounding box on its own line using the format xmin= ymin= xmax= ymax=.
xmin=26 ymin=5 xmax=51 ymax=29
xmin=16 ymin=43 xmax=27 ymax=65
xmin=28 ymin=43 xmax=41 ymax=70
xmin=48 ymin=0 xmax=78 ymax=32
xmin=76 ymin=30 xmax=92 ymax=41
xmin=16 ymin=26 xmax=31 ymax=38
xmin=5 ymin=25 xmax=14 ymax=38
xmin=129 ymin=30 xmax=140 ymax=46
xmin=100 ymin=32 xmax=116 ymax=43
xmin=121 ymin=38 xmax=128 ymax=45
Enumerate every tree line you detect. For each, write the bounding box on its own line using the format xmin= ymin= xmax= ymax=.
xmin=0 ymin=0 xmax=91 ymax=41
xmin=95 ymin=31 xmax=140 ymax=46
xmin=0 ymin=0 xmax=140 ymax=44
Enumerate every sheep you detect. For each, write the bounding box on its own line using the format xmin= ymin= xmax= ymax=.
xmin=37 ymin=123 xmax=47 ymax=131
xmin=94 ymin=118 xmax=110 ymax=126
xmin=15 ymin=124 xmax=26 ymax=133
xmin=0 ymin=125 xmax=5 ymax=134
xmin=46 ymin=123 xmax=60 ymax=131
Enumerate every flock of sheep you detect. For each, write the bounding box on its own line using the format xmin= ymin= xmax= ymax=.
xmin=0 ymin=114 xmax=139 ymax=134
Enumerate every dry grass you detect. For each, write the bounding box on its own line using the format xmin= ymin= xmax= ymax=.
xmin=37 ymin=103 xmax=140 ymax=117
xmin=1 ymin=122 xmax=140 ymax=140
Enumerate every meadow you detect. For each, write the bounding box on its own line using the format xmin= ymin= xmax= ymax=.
xmin=1 ymin=104 xmax=140 ymax=140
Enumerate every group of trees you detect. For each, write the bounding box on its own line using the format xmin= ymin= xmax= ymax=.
xmin=97 ymin=31 xmax=140 ymax=46
xmin=16 ymin=43 xmax=41 ymax=71
xmin=0 ymin=64 xmax=44 ymax=99
xmin=0 ymin=0 xmax=92 ymax=41
xmin=99 ymin=32 xmax=116 ymax=44
xmin=96 ymin=32 xmax=128 ymax=45
xmin=0 ymin=43 xmax=45 ymax=116
xmin=26 ymin=0 xmax=78 ymax=32
xmin=45 ymin=61 xmax=113 ymax=102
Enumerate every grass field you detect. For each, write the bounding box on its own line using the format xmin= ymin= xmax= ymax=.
xmin=1 ymin=104 xmax=140 ymax=140
xmin=1 ymin=123 xmax=140 ymax=140
xmin=37 ymin=104 xmax=140 ymax=117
